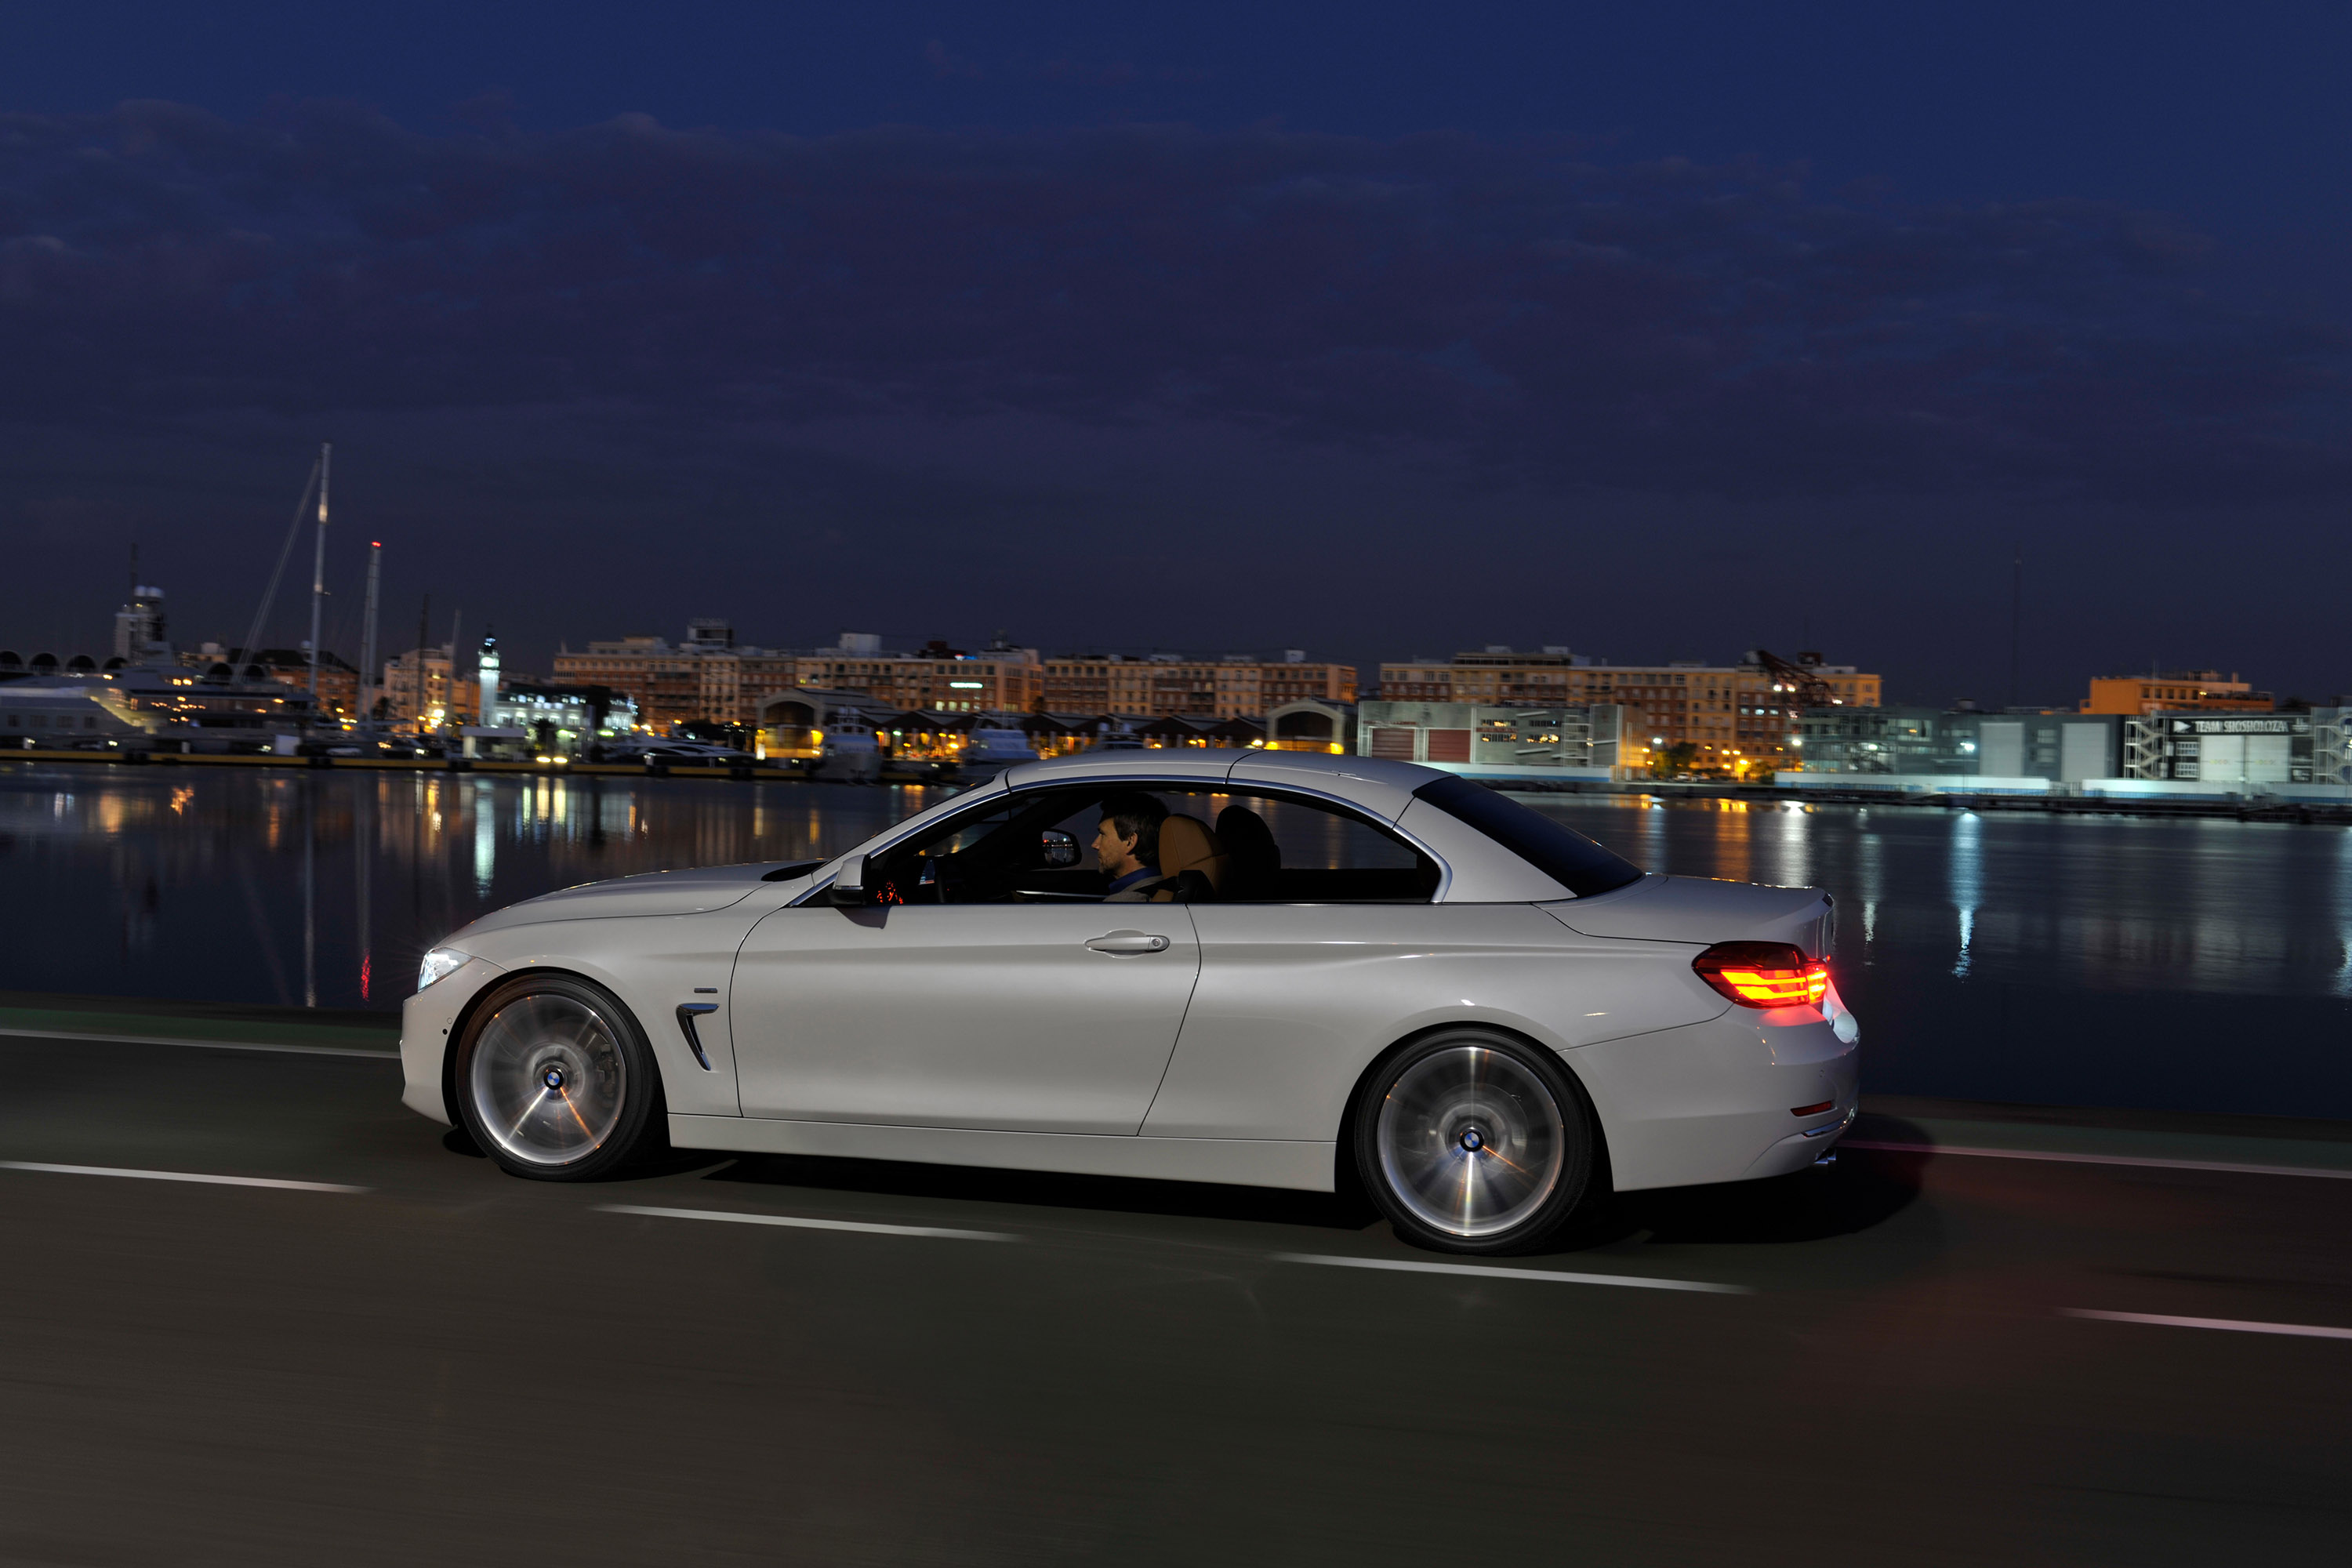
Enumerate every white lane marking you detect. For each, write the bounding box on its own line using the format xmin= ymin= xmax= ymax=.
xmin=1842 ymin=1140 xmax=2352 ymax=1181
xmin=1275 ymin=1252 xmax=1750 ymax=1294
xmin=2063 ymin=1308 xmax=2352 ymax=1341
xmin=598 ymin=1203 xmax=1016 ymax=1241
xmin=0 ymin=1160 xmax=368 ymax=1193
xmin=0 ymin=1026 xmax=397 ymax=1062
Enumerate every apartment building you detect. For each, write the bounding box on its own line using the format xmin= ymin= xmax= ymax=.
xmin=2080 ymin=671 xmax=2272 ymax=715
xmin=1375 ymin=647 xmax=1880 ymax=770
xmin=554 ymin=621 xmax=809 ymax=732
xmin=553 ymin=625 xmax=1354 ymax=731
xmin=1037 ymin=653 xmax=1354 ymax=721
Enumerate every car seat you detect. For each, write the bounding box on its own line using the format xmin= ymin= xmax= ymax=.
xmin=1150 ymin=815 xmax=1229 ymax=902
xmin=1214 ymin=805 xmax=1279 ymax=900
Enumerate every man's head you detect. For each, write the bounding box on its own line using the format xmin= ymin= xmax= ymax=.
xmin=1093 ymin=792 xmax=1167 ymax=879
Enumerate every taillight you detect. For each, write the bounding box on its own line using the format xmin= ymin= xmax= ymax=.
xmin=1693 ymin=942 xmax=1829 ymax=1009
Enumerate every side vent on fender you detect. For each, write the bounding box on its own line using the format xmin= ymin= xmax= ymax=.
xmin=675 ymin=1003 xmax=720 ymax=1069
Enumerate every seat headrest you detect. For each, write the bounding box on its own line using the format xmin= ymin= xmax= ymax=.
xmin=1214 ymin=805 xmax=1279 ymax=869
xmin=1156 ymin=814 xmax=1228 ymax=890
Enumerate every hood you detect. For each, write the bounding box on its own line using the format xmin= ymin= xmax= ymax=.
xmin=456 ymin=861 xmax=812 ymax=937
xmin=1544 ymin=873 xmax=1832 ymax=954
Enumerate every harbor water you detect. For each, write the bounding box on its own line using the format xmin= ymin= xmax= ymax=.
xmin=3 ymin=761 xmax=2347 ymax=1118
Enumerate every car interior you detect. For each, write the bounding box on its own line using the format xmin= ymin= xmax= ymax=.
xmin=855 ymin=784 xmax=1442 ymax=906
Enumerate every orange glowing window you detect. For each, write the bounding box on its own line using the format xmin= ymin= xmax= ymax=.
xmin=1692 ymin=942 xmax=1829 ymax=1009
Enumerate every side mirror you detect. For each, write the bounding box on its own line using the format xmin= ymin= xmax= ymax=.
xmin=1040 ymin=829 xmax=1079 ymax=868
xmin=827 ymin=852 xmax=872 ymax=906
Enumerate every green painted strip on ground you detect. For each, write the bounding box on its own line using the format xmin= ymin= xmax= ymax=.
xmin=0 ymin=1005 xmax=398 ymax=1055
xmin=0 ymin=1027 xmax=397 ymax=1060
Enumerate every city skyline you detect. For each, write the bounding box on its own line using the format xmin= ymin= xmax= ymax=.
xmin=6 ymin=5 xmax=2349 ymax=710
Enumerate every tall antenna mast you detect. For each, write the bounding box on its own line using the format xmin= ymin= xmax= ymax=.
xmin=307 ymin=441 xmax=331 ymax=706
xmin=242 ymin=455 xmax=321 ymax=673
xmin=358 ymin=540 xmax=383 ymax=728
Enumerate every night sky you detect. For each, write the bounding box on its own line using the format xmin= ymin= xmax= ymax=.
xmin=5 ymin=2 xmax=2347 ymax=706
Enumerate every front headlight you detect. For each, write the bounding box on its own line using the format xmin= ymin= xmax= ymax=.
xmin=417 ymin=947 xmax=469 ymax=993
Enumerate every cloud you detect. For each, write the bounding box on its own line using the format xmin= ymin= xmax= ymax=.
xmin=0 ymin=100 xmax=2342 ymax=514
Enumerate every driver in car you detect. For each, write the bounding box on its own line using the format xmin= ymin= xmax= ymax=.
xmin=1094 ymin=793 xmax=1168 ymax=902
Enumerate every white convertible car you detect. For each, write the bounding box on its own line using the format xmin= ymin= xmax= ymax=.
xmin=402 ymin=750 xmax=1859 ymax=1254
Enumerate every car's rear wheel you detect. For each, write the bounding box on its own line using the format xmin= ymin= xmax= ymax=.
xmin=1353 ymin=1028 xmax=1595 ymax=1254
xmin=455 ymin=975 xmax=661 ymax=1181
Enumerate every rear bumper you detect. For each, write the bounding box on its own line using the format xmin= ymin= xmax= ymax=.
xmin=1564 ymin=998 xmax=1860 ymax=1192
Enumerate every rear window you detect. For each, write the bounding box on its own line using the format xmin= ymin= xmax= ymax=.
xmin=1411 ymin=777 xmax=1643 ymax=898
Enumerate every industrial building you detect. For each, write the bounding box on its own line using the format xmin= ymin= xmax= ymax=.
xmin=1356 ymin=701 xmax=1625 ymax=780
xmin=1375 ymin=646 xmax=1878 ymax=772
xmin=1788 ymin=706 xmax=2343 ymax=798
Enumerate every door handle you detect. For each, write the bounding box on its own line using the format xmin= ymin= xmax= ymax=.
xmin=675 ymin=1003 xmax=719 ymax=1069
xmin=1086 ymin=931 xmax=1171 ymax=955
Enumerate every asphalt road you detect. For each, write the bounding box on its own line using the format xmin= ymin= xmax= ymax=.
xmin=1 ymin=1036 xmax=2348 ymax=1566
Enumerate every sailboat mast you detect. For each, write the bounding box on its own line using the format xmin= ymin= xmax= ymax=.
xmin=308 ymin=441 xmax=330 ymax=706
xmin=359 ymin=539 xmax=383 ymax=728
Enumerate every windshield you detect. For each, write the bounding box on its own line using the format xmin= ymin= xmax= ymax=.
xmin=1411 ymin=776 xmax=1642 ymax=898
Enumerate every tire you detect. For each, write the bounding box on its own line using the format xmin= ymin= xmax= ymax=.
xmin=1352 ymin=1028 xmax=1595 ymax=1254
xmin=453 ymin=974 xmax=663 ymax=1181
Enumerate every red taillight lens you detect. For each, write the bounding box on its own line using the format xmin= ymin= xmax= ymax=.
xmin=1693 ymin=942 xmax=1830 ymax=1009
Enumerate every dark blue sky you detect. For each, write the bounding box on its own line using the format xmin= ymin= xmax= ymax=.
xmin=5 ymin=2 xmax=2348 ymax=702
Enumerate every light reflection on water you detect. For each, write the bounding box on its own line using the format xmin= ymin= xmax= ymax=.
xmin=5 ymin=764 xmax=2351 ymax=1112
xmin=1514 ymin=793 xmax=2352 ymax=1003
xmin=0 ymin=764 xmax=930 ymax=1011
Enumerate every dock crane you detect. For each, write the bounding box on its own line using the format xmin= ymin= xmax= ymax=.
xmin=1744 ymin=648 xmax=1836 ymax=710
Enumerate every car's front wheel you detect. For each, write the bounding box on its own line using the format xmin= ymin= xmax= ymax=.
xmin=455 ymin=975 xmax=662 ymax=1180
xmin=1353 ymin=1028 xmax=1595 ymax=1254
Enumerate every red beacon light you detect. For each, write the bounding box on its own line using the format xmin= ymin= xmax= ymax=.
xmin=1692 ymin=942 xmax=1829 ymax=1009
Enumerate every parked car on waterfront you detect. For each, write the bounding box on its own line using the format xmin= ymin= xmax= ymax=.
xmin=400 ymin=750 xmax=1857 ymax=1254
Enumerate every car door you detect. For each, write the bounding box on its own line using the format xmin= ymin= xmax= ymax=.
xmin=1138 ymin=788 xmax=1464 ymax=1141
xmin=728 ymin=790 xmax=1203 ymax=1134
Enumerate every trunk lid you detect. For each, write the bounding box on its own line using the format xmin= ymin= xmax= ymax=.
xmin=1541 ymin=873 xmax=1832 ymax=956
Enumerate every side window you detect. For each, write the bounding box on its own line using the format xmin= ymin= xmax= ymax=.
xmin=1158 ymin=789 xmax=1440 ymax=904
xmin=858 ymin=787 xmax=1105 ymax=906
xmin=840 ymin=782 xmax=1440 ymax=906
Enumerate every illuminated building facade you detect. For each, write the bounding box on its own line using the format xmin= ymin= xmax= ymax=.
xmin=1357 ymin=701 xmax=1626 ymax=778
xmin=381 ymin=648 xmax=463 ymax=728
xmin=1377 ymin=648 xmax=1880 ymax=773
xmin=554 ymin=625 xmax=1354 ymax=731
xmin=554 ymin=621 xmax=815 ymax=734
xmin=2080 ymin=671 xmax=2272 ymax=715
xmin=1037 ymin=653 xmax=1353 ymax=720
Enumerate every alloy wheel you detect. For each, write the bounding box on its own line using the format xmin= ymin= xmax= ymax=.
xmin=1374 ymin=1042 xmax=1568 ymax=1240
xmin=466 ymin=991 xmax=630 ymax=1167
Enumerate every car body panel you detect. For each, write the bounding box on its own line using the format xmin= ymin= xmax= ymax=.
xmin=412 ymin=909 xmax=771 ymax=1118
xmin=1545 ymin=873 xmax=1832 ymax=954
xmin=1565 ymin=996 xmax=1860 ymax=1190
xmin=400 ymin=954 xmax=505 ymax=1122
xmin=731 ymin=901 xmax=1203 ymax=1134
xmin=669 ymin=1115 xmax=1335 ymax=1190
xmin=1141 ymin=904 xmax=1726 ymax=1140
xmin=1004 ymin=750 xmax=1251 ymax=791
xmin=1225 ymin=750 xmax=1432 ymax=822
xmin=463 ymin=862 xmax=783 ymax=935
